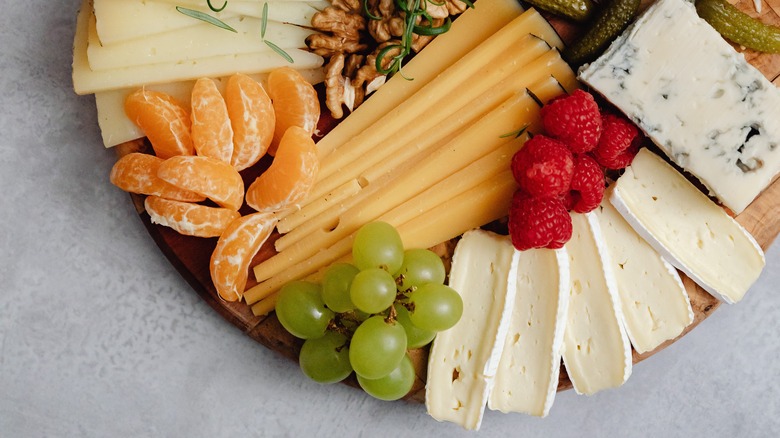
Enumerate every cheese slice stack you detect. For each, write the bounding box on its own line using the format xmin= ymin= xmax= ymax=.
xmin=426 ymin=230 xmax=517 ymax=430
xmin=611 ymin=149 xmax=766 ymax=304
xmin=488 ymin=248 xmax=570 ymax=417
xmin=562 ymin=213 xmax=632 ymax=396
xmin=579 ymin=0 xmax=780 ymax=213
xmin=595 ymin=194 xmax=694 ymax=354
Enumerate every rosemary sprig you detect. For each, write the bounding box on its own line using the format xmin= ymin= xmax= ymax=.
xmin=176 ymin=6 xmax=237 ymax=32
xmin=364 ymin=0 xmax=468 ymax=76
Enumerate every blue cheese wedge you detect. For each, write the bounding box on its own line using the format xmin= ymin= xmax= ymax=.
xmin=578 ymin=0 xmax=780 ymax=213
xmin=595 ymin=192 xmax=693 ymax=354
xmin=488 ymin=248 xmax=570 ymax=417
xmin=426 ymin=230 xmax=516 ymax=430
xmin=562 ymin=213 xmax=632 ymax=396
xmin=611 ymin=149 xmax=766 ymax=304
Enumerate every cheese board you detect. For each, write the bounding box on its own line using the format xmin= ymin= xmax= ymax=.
xmin=75 ymin=0 xmax=780 ymax=427
xmin=105 ymin=0 xmax=780 ymax=404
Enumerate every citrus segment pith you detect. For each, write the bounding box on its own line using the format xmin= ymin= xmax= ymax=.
xmin=225 ymin=74 xmax=275 ymax=171
xmin=266 ymin=67 xmax=320 ymax=156
xmin=157 ymin=155 xmax=245 ymax=211
xmin=210 ymin=212 xmax=277 ymax=302
xmin=144 ymin=195 xmax=241 ymax=238
xmin=191 ymin=77 xmax=234 ymax=163
xmin=245 ymin=126 xmax=319 ymax=213
xmin=109 ymin=152 xmax=205 ymax=202
xmin=124 ymin=89 xmax=194 ymax=159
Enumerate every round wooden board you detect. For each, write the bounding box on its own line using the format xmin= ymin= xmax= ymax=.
xmin=117 ymin=0 xmax=780 ymax=403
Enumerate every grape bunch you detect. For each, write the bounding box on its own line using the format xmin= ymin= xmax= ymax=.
xmin=275 ymin=221 xmax=464 ymax=401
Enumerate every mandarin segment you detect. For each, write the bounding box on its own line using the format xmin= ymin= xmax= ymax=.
xmin=144 ymin=195 xmax=241 ymax=238
xmin=157 ymin=155 xmax=245 ymax=211
xmin=245 ymin=126 xmax=319 ymax=213
xmin=210 ymin=212 xmax=277 ymax=302
xmin=225 ymin=74 xmax=275 ymax=171
xmin=266 ymin=67 xmax=320 ymax=156
xmin=124 ymin=88 xmax=194 ymax=158
xmin=109 ymin=152 xmax=205 ymax=202
xmin=191 ymin=77 xmax=234 ymax=163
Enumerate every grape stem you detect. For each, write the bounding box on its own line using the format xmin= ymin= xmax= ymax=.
xmin=385 ymin=304 xmax=398 ymax=324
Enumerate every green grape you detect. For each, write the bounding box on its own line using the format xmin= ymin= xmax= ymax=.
xmin=299 ymin=331 xmax=353 ymax=384
xmin=352 ymin=221 xmax=404 ymax=273
xmin=357 ymin=354 xmax=415 ymax=401
xmin=322 ymin=263 xmax=359 ymax=313
xmin=275 ymin=281 xmax=334 ymax=339
xmin=394 ymin=304 xmax=436 ymax=349
xmin=408 ymin=283 xmax=463 ymax=332
xmin=350 ymin=268 xmax=397 ymax=314
xmin=395 ymin=248 xmax=446 ymax=292
xmin=349 ymin=315 xmax=407 ymax=379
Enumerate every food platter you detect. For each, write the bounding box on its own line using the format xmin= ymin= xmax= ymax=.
xmin=110 ymin=0 xmax=780 ymax=403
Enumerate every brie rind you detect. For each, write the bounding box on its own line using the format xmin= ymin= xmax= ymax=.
xmin=488 ymin=247 xmax=570 ymax=417
xmin=610 ymin=149 xmax=766 ymax=304
xmin=595 ymin=193 xmax=694 ymax=354
xmin=562 ymin=212 xmax=632 ymax=396
xmin=425 ymin=230 xmax=516 ymax=430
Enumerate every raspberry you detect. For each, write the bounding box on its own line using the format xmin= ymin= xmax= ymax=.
xmin=540 ymin=89 xmax=602 ymax=154
xmin=593 ymin=113 xmax=642 ymax=169
xmin=508 ymin=191 xmax=573 ymax=250
xmin=567 ymin=154 xmax=605 ymax=213
xmin=511 ymin=135 xmax=574 ymax=198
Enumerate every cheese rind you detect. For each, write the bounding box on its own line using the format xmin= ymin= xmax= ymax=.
xmin=562 ymin=213 xmax=632 ymax=396
xmin=579 ymin=0 xmax=780 ymax=213
xmin=426 ymin=230 xmax=516 ymax=431
xmin=595 ymin=192 xmax=693 ymax=354
xmin=610 ymin=149 xmax=766 ymax=304
xmin=488 ymin=248 xmax=570 ymax=417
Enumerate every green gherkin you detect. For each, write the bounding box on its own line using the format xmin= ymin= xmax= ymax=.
xmin=563 ymin=0 xmax=641 ymax=67
xmin=696 ymin=0 xmax=780 ymax=54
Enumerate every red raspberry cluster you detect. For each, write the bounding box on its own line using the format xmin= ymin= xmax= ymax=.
xmin=508 ymin=90 xmax=642 ymax=251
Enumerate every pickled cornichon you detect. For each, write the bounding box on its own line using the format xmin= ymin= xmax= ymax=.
xmin=696 ymin=0 xmax=780 ymax=53
xmin=563 ymin=0 xmax=641 ymax=66
xmin=522 ymin=0 xmax=595 ymax=22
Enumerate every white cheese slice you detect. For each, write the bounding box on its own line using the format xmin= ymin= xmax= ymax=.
xmin=426 ymin=230 xmax=516 ymax=431
xmin=562 ymin=212 xmax=632 ymax=396
xmin=595 ymin=191 xmax=693 ymax=354
xmin=72 ymin=8 xmax=323 ymax=95
xmin=488 ymin=248 xmax=570 ymax=417
xmin=610 ymin=149 xmax=766 ymax=304
xmin=87 ymin=15 xmax=314 ymax=71
xmin=578 ymin=0 xmax=780 ymax=213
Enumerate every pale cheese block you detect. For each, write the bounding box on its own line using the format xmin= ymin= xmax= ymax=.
xmin=313 ymin=0 xmax=529 ymax=159
xmin=72 ymin=7 xmax=323 ymax=95
xmin=595 ymin=192 xmax=693 ymax=354
xmin=610 ymin=149 xmax=766 ymax=304
xmin=426 ymin=230 xmax=516 ymax=431
xmin=579 ymin=0 xmax=780 ymax=213
xmin=87 ymin=16 xmax=314 ymax=71
xmin=489 ymin=248 xmax=571 ymax=417
xmin=562 ymin=213 xmax=632 ymax=396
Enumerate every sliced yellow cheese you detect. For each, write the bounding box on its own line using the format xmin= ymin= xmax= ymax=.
xmin=247 ymin=77 xmax=570 ymax=302
xmin=313 ymin=0 xmax=529 ymax=159
xmin=279 ymin=42 xmax=570 ymax=234
xmin=88 ymin=16 xmax=314 ymax=71
xmin=154 ymin=0 xmax=327 ymax=27
xmin=73 ymin=9 xmax=323 ymax=95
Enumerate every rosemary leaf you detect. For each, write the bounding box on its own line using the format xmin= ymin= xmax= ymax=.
xmin=207 ymin=0 xmax=228 ymax=12
xmin=264 ymin=40 xmax=295 ymax=63
xmin=261 ymin=2 xmax=268 ymax=38
xmin=176 ymin=6 xmax=237 ymax=32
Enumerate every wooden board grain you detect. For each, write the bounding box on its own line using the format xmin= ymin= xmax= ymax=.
xmin=117 ymin=0 xmax=780 ymax=402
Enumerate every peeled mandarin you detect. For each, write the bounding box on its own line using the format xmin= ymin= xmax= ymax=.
xmin=225 ymin=74 xmax=275 ymax=171
xmin=157 ymin=155 xmax=245 ymax=211
xmin=124 ymin=88 xmax=194 ymax=158
xmin=110 ymin=153 xmax=205 ymax=202
xmin=144 ymin=195 xmax=240 ymax=238
xmin=266 ymin=67 xmax=319 ymax=156
xmin=191 ymin=77 xmax=234 ymax=163
xmin=210 ymin=212 xmax=277 ymax=302
xmin=245 ymin=126 xmax=319 ymax=213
